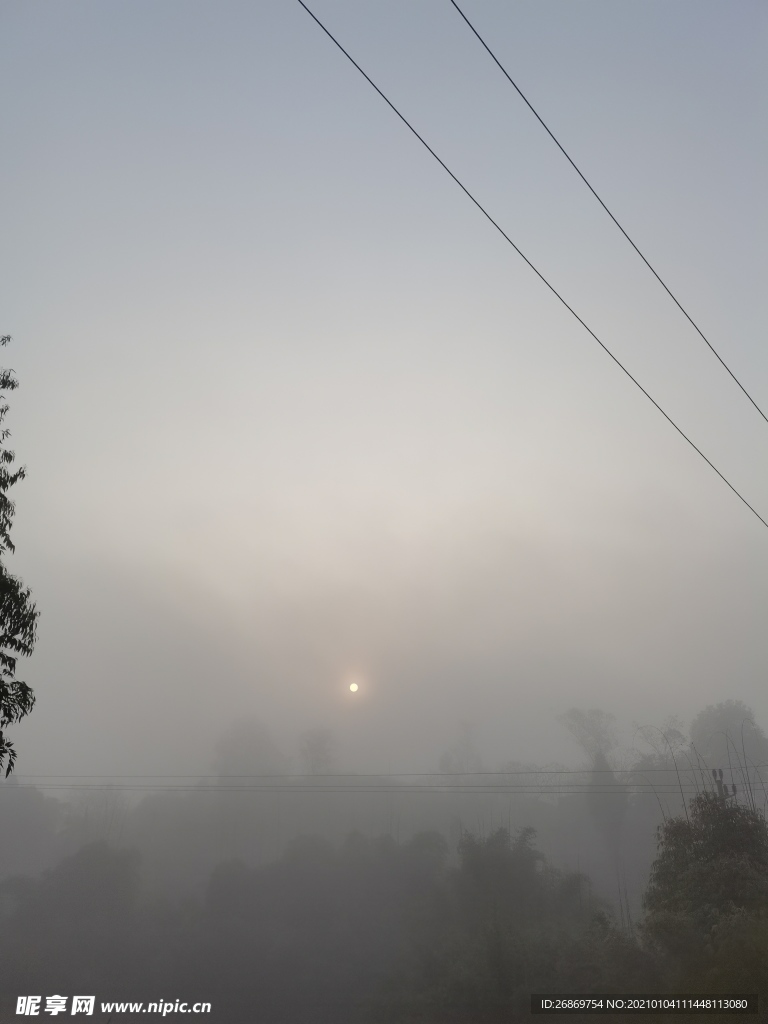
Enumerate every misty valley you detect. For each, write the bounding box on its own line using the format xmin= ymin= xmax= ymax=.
xmin=2 ymin=701 xmax=768 ymax=1022
xmin=2 ymin=1 xmax=767 ymax=1020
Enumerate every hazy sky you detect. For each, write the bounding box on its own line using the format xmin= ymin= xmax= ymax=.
xmin=1 ymin=0 xmax=767 ymax=778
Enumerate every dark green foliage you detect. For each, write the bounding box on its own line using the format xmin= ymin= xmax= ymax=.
xmin=0 ymin=842 xmax=143 ymax=993
xmin=196 ymin=831 xmax=451 ymax=1022
xmin=0 ymin=826 xmax=652 ymax=1024
xmin=379 ymin=827 xmax=655 ymax=1023
xmin=0 ymin=335 xmax=38 ymax=777
xmin=5 ymin=700 xmax=768 ymax=1021
xmin=689 ymin=701 xmax=768 ymax=782
xmin=586 ymin=749 xmax=628 ymax=860
xmin=643 ymin=792 xmax=768 ymax=991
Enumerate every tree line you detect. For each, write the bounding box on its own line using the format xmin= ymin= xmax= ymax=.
xmin=1 ymin=781 xmax=767 ymax=1023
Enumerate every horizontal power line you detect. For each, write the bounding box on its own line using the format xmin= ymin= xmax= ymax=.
xmin=0 ymin=784 xmax=747 ymax=797
xmin=448 ymin=0 xmax=768 ymax=426
xmin=11 ymin=765 xmax=765 ymax=779
xmin=0 ymin=791 xmax=713 ymax=799
xmin=295 ymin=0 xmax=768 ymax=532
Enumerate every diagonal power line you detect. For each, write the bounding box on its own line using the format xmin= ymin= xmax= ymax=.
xmin=448 ymin=0 xmax=768 ymax=426
xmin=295 ymin=1 xmax=768 ymax=531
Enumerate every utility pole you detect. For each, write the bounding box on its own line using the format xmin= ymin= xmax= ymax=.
xmin=712 ymin=768 xmax=737 ymax=804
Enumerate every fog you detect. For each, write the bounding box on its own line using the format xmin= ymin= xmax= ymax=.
xmin=2 ymin=0 xmax=768 ymax=1019
xmin=4 ymin=700 xmax=768 ymax=1019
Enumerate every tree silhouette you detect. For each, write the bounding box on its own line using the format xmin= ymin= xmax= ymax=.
xmin=299 ymin=727 xmax=337 ymax=775
xmin=558 ymin=707 xmax=618 ymax=762
xmin=689 ymin=700 xmax=768 ymax=776
xmin=0 ymin=336 xmax=38 ymax=777
xmin=643 ymin=790 xmax=768 ymax=990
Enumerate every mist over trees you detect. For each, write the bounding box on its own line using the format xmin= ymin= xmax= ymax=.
xmin=2 ymin=699 xmax=767 ymax=1020
xmin=2 ymin=0 xmax=765 ymax=1020
xmin=0 ymin=336 xmax=38 ymax=778
xmin=643 ymin=789 xmax=768 ymax=992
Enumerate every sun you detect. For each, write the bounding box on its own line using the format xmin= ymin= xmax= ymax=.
xmin=344 ymin=669 xmax=365 ymax=694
